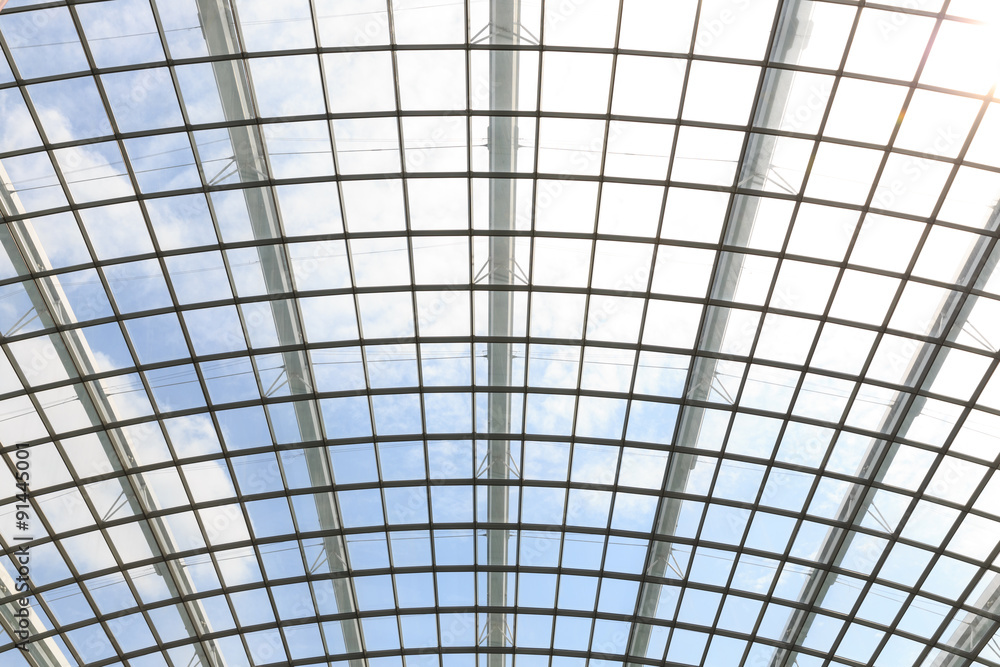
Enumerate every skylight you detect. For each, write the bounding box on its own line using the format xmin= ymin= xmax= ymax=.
xmin=1 ymin=1 xmax=1000 ymax=667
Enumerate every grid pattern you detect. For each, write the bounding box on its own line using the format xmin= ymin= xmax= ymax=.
xmin=1 ymin=1 xmax=1000 ymax=666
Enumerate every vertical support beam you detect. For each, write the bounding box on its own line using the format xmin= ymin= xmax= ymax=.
xmin=194 ymin=1 xmax=363 ymax=664
xmin=2 ymin=158 xmax=222 ymax=667
xmin=487 ymin=1 xmax=519 ymax=665
xmin=772 ymin=201 xmax=1000 ymax=667
xmin=630 ymin=1 xmax=802 ymax=661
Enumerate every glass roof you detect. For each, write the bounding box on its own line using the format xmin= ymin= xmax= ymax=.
xmin=1 ymin=0 xmax=1000 ymax=666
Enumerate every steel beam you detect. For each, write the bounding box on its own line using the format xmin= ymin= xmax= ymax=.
xmin=772 ymin=198 xmax=1000 ymax=667
xmin=486 ymin=0 xmax=520 ymax=664
xmin=1 ymin=164 xmax=224 ymax=666
xmin=193 ymin=1 xmax=363 ymax=664
xmin=629 ymin=0 xmax=804 ymax=660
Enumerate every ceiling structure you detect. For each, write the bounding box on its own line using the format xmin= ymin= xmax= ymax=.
xmin=1 ymin=1 xmax=1000 ymax=666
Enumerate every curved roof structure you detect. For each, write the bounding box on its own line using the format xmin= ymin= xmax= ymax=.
xmin=2 ymin=1 xmax=1000 ymax=666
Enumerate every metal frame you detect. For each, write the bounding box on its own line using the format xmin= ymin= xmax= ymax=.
xmin=1 ymin=0 xmax=1000 ymax=666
